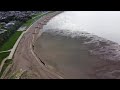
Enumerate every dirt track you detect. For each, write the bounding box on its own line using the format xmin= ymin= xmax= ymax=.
xmin=9 ymin=11 xmax=64 ymax=79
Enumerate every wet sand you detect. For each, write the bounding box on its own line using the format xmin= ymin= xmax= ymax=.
xmin=33 ymin=11 xmax=120 ymax=79
xmin=34 ymin=30 xmax=111 ymax=79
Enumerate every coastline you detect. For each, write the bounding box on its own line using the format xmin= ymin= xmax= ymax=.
xmin=6 ymin=11 xmax=64 ymax=79
xmin=6 ymin=11 xmax=120 ymax=79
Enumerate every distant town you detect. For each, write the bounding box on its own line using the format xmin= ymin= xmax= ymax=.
xmin=0 ymin=11 xmax=46 ymax=46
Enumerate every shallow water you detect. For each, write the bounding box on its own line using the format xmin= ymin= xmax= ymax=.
xmin=42 ymin=11 xmax=120 ymax=44
xmin=35 ymin=32 xmax=106 ymax=78
xmin=34 ymin=11 xmax=120 ymax=78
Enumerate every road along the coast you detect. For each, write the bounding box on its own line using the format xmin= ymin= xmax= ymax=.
xmin=10 ymin=11 xmax=64 ymax=79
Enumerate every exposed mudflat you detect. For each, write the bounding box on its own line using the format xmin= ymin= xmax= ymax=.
xmin=34 ymin=29 xmax=120 ymax=79
xmin=33 ymin=11 xmax=120 ymax=79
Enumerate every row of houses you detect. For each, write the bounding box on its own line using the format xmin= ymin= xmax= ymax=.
xmin=0 ymin=29 xmax=7 ymax=34
xmin=0 ymin=11 xmax=49 ymax=34
xmin=0 ymin=11 xmax=41 ymax=21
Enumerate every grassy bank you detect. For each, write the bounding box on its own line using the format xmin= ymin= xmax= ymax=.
xmin=0 ymin=12 xmax=49 ymax=52
xmin=0 ymin=31 xmax=22 ymax=51
xmin=22 ymin=12 xmax=49 ymax=28
xmin=0 ymin=59 xmax=12 ymax=77
xmin=0 ymin=52 xmax=10 ymax=64
xmin=22 ymin=13 xmax=42 ymax=28
xmin=0 ymin=13 xmax=42 ymax=51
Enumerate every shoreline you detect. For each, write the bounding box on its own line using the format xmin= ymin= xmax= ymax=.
xmin=7 ymin=11 xmax=120 ymax=79
xmin=8 ymin=11 xmax=64 ymax=79
xmin=32 ymin=12 xmax=64 ymax=78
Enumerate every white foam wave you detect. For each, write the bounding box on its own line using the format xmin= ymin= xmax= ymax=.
xmin=42 ymin=11 xmax=120 ymax=44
